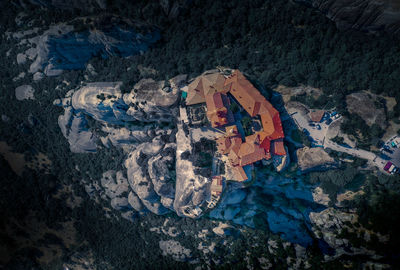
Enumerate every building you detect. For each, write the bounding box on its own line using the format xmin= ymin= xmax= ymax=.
xmin=224 ymin=70 xmax=285 ymax=152
xmin=272 ymin=139 xmax=286 ymax=156
xmin=210 ymin=175 xmax=223 ymax=195
xmin=185 ymin=73 xmax=226 ymax=105
xmin=208 ymin=175 xmax=224 ymax=208
xmin=185 ymin=70 xmax=286 ymax=181
xmin=205 ymin=92 xmax=234 ymax=128
xmin=309 ymin=110 xmax=326 ymax=123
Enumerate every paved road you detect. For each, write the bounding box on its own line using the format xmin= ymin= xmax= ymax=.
xmin=324 ymin=139 xmax=387 ymax=172
xmin=291 ymin=111 xmax=387 ymax=172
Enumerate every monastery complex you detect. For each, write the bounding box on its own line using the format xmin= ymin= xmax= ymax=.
xmin=184 ymin=70 xmax=286 ymax=182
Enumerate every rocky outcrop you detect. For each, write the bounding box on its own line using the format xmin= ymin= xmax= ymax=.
xmin=17 ymin=0 xmax=107 ymax=11
xmin=346 ymin=91 xmax=387 ymax=129
xmin=309 ymin=208 xmax=384 ymax=258
xmin=148 ymin=144 xmax=177 ymax=210
xmin=173 ymin=123 xmax=211 ymax=218
xmin=55 ymin=75 xmax=185 ymax=153
xmin=312 ymin=186 xmax=330 ymax=206
xmin=100 ymin=170 xmax=129 ymax=199
xmin=15 ymin=85 xmax=35 ymax=101
xmin=13 ymin=16 xmax=160 ymax=76
xmin=310 ymin=208 xmax=353 ymax=253
xmin=296 ymin=0 xmax=400 ymax=36
xmin=57 ymin=107 xmax=97 ymax=153
xmin=124 ymin=135 xmax=175 ymax=215
xmin=123 ymin=76 xmax=186 ymax=122
xmin=296 ymin=147 xmax=337 ymax=172
xmin=159 ymin=240 xmax=192 ymax=262
xmin=128 ymin=191 xmax=145 ymax=212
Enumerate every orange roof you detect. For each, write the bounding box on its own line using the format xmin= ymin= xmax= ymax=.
xmin=186 ymin=73 xmax=227 ymax=105
xmin=273 ymin=140 xmax=286 ymax=156
xmin=225 ymin=70 xmax=284 ymax=142
xmin=230 ymin=137 xmax=242 ymax=154
xmin=225 ymin=71 xmax=263 ymax=117
xmin=186 ymin=77 xmax=205 ymax=105
xmin=232 ymin=166 xmax=248 ymax=181
xmin=309 ymin=110 xmax=325 ymax=122
xmin=239 ymin=143 xmax=267 ymax=166
xmin=202 ymin=73 xmax=226 ymax=96
xmin=205 ymin=92 xmax=224 ymax=111
xmin=228 ymin=149 xmax=240 ymax=166
xmin=260 ymin=113 xmax=274 ymax=137
xmin=205 ymin=92 xmax=233 ymax=128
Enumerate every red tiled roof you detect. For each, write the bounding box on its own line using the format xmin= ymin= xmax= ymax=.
xmin=206 ymin=93 xmax=233 ymax=128
xmin=225 ymin=70 xmax=284 ymax=146
xmin=273 ymin=140 xmax=286 ymax=156
xmin=186 ymin=73 xmax=227 ymax=105
xmin=260 ymin=137 xmax=271 ymax=153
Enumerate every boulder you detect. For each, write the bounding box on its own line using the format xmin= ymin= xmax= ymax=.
xmin=128 ymin=191 xmax=145 ymax=212
xmin=110 ymin=197 xmax=131 ymax=211
xmin=15 ymin=85 xmax=35 ymax=100
xmin=124 ymin=140 xmax=170 ymax=215
xmin=159 ymin=240 xmax=192 ymax=262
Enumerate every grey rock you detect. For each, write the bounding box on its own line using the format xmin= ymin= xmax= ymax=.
xmin=110 ymin=197 xmax=131 ymax=211
xmin=124 ymin=141 xmax=170 ymax=215
xmin=128 ymin=191 xmax=145 ymax=212
xmin=297 ymin=0 xmax=400 ymax=36
xmin=100 ymin=170 xmax=130 ymax=199
xmin=15 ymin=85 xmax=35 ymax=101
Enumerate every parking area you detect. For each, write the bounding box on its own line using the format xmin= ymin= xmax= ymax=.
xmin=290 ymin=108 xmax=391 ymax=173
xmin=290 ymin=111 xmax=340 ymax=147
xmin=381 ymin=136 xmax=400 ymax=171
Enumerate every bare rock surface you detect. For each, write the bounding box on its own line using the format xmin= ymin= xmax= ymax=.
xmin=15 ymin=85 xmax=35 ymax=100
xmin=159 ymin=240 xmax=192 ymax=262
xmin=298 ymin=0 xmax=400 ymax=36
xmin=100 ymin=170 xmax=129 ymax=199
xmin=296 ymin=147 xmax=337 ymax=172
xmin=173 ymin=123 xmax=210 ymax=218
xmin=124 ymin=136 xmax=174 ymax=215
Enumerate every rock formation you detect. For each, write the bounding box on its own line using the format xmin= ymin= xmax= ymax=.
xmin=15 ymin=85 xmax=35 ymax=101
xmin=296 ymin=0 xmax=400 ymax=36
xmin=124 ymin=136 xmax=175 ymax=215
xmin=12 ymin=16 xmax=160 ymax=77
